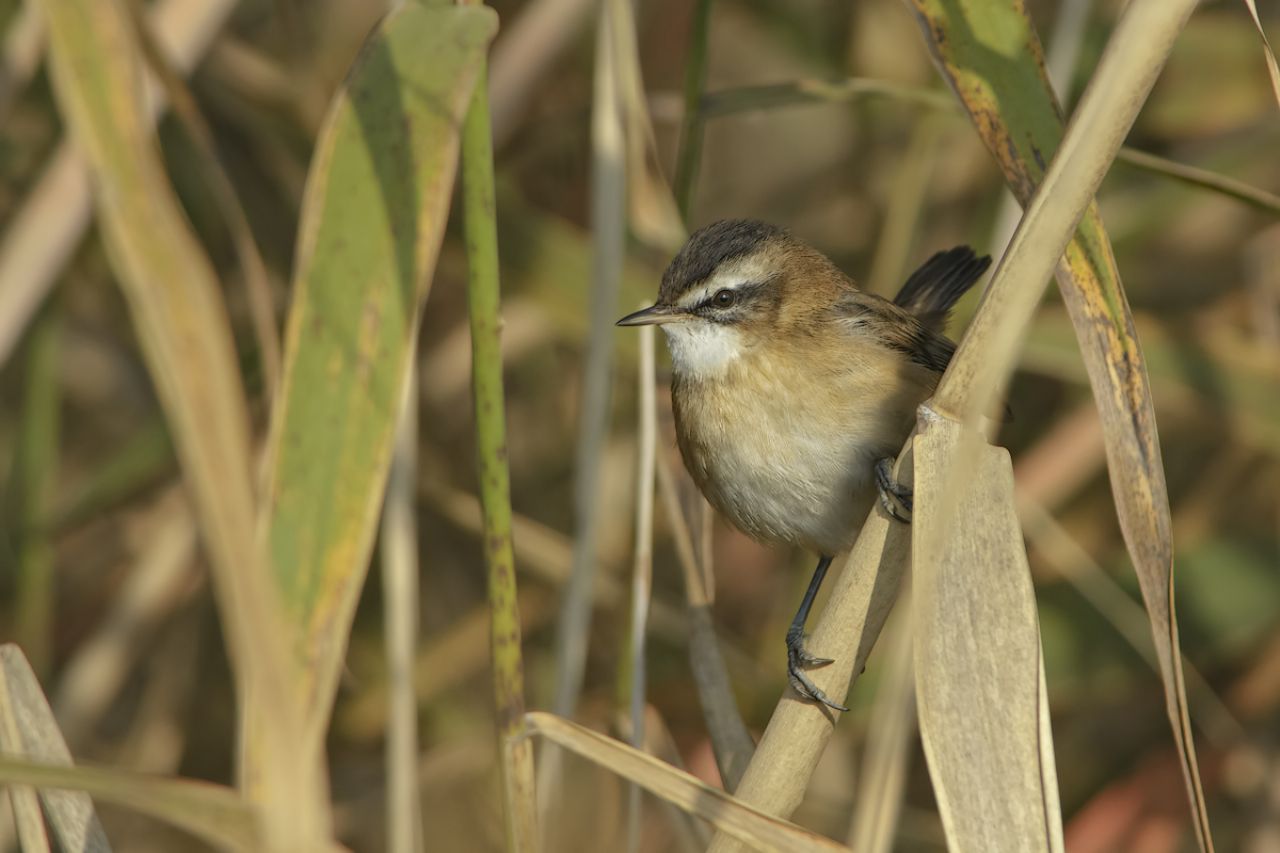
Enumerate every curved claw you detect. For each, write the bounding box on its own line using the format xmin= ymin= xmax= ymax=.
xmin=787 ymin=663 xmax=849 ymax=713
xmin=795 ymin=649 xmax=834 ymax=668
xmin=785 ymin=632 xmax=847 ymax=712
xmin=786 ymin=626 xmax=833 ymax=668
xmin=875 ymin=457 xmax=914 ymax=523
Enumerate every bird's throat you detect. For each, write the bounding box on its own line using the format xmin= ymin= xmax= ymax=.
xmin=662 ymin=322 xmax=745 ymax=379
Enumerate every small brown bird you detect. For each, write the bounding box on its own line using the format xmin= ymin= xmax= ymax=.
xmin=617 ymin=219 xmax=990 ymax=711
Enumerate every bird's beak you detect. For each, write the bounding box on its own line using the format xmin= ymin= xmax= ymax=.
xmin=616 ymin=304 xmax=688 ymax=327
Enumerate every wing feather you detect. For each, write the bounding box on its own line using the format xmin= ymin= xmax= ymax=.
xmin=829 ymin=290 xmax=957 ymax=374
xmin=893 ymin=246 xmax=991 ymax=332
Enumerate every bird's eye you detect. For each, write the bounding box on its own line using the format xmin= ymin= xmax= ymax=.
xmin=713 ymin=289 xmax=736 ymax=308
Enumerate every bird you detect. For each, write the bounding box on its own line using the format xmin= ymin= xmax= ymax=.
xmin=617 ymin=219 xmax=991 ymax=711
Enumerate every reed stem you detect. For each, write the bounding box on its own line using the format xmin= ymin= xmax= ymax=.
xmin=461 ymin=58 xmax=539 ymax=853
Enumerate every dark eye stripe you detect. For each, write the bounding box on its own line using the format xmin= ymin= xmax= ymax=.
xmin=697 ymin=281 xmax=761 ymax=312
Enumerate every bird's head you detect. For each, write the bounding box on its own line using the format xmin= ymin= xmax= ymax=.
xmin=617 ymin=219 xmax=846 ymax=378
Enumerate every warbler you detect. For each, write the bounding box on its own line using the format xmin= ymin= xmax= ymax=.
xmin=617 ymin=219 xmax=991 ymax=711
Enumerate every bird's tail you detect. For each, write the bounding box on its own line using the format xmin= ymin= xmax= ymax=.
xmin=893 ymin=246 xmax=992 ymax=332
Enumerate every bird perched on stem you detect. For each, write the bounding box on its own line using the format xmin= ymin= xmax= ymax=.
xmin=617 ymin=219 xmax=991 ymax=711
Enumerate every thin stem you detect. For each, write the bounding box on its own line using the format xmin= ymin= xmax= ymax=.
xmin=1114 ymin=147 xmax=1280 ymax=216
xmin=380 ymin=373 xmax=423 ymax=853
xmin=549 ymin=0 xmax=626 ymax=726
xmin=1018 ymin=498 xmax=1242 ymax=745
xmin=699 ymin=77 xmax=953 ymax=118
xmin=624 ymin=322 xmax=657 ymax=853
xmin=672 ymin=0 xmax=712 ymax=221
xmin=653 ymin=448 xmax=755 ymax=790
xmin=15 ymin=303 xmax=60 ymax=679
xmin=461 ymin=60 xmax=539 ymax=852
xmin=846 ymin=594 xmax=916 ymax=853
xmin=695 ymin=78 xmax=1280 ymax=217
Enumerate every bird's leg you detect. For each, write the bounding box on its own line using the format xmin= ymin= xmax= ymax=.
xmin=785 ymin=555 xmax=848 ymax=713
xmin=875 ymin=457 xmax=913 ymax=523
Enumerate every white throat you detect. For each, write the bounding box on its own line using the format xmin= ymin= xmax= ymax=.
xmin=662 ymin=322 xmax=744 ymax=379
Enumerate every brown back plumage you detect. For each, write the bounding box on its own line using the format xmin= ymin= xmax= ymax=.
xmin=824 ymin=245 xmax=990 ymax=375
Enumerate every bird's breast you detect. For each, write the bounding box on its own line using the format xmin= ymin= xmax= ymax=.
xmin=671 ymin=350 xmax=919 ymax=555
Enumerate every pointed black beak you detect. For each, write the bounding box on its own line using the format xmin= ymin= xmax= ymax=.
xmin=616 ymin=304 xmax=687 ymax=327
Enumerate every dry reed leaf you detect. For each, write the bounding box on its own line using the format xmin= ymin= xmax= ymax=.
xmin=524 ymin=712 xmax=849 ymax=852
xmin=1242 ymin=0 xmax=1280 ymax=108
xmin=3 ymin=782 xmax=50 ymax=853
xmin=908 ymin=1 xmax=1212 ymax=846
xmin=261 ymin=3 xmax=495 ymax=728
xmin=0 ymin=753 xmax=259 ymax=851
xmin=6 ymin=784 xmax=51 ymax=853
xmin=910 ymin=418 xmax=1064 ymax=852
xmin=0 ymin=646 xmax=107 ymax=852
xmin=120 ymin=0 xmax=282 ymax=399
xmin=608 ymin=0 xmax=686 ymax=251
xmin=36 ymin=0 xmax=322 ymax=844
xmin=0 ymin=0 xmax=239 ymax=368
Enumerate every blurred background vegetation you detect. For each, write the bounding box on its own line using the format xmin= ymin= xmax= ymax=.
xmin=0 ymin=0 xmax=1277 ymax=850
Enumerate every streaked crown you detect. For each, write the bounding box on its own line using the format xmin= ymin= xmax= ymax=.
xmin=659 ymin=219 xmax=787 ymax=304
xmin=615 ymin=218 xmax=852 ymax=339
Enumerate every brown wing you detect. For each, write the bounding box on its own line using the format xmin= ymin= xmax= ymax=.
xmin=829 ymin=289 xmax=957 ymax=374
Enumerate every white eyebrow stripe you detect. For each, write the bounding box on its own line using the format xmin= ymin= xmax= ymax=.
xmin=674 ymin=260 xmax=766 ymax=309
xmin=677 ymin=281 xmax=737 ymax=309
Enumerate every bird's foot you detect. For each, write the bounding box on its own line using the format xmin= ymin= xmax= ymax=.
xmin=785 ymin=625 xmax=848 ymax=713
xmin=875 ymin=457 xmax=913 ymax=523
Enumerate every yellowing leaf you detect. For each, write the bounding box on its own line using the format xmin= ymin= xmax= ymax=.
xmin=905 ymin=1 xmax=1212 ymax=845
xmin=262 ymin=4 xmax=497 ymax=725
xmin=37 ymin=0 xmax=320 ymax=842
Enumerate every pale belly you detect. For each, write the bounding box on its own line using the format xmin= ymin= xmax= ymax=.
xmin=664 ymin=320 xmax=935 ymax=556
xmin=674 ymin=374 xmax=912 ymax=555
xmin=702 ymin=429 xmax=878 ymax=555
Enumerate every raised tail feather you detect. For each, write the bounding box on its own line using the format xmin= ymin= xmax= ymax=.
xmin=894 ymin=246 xmax=992 ymax=332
